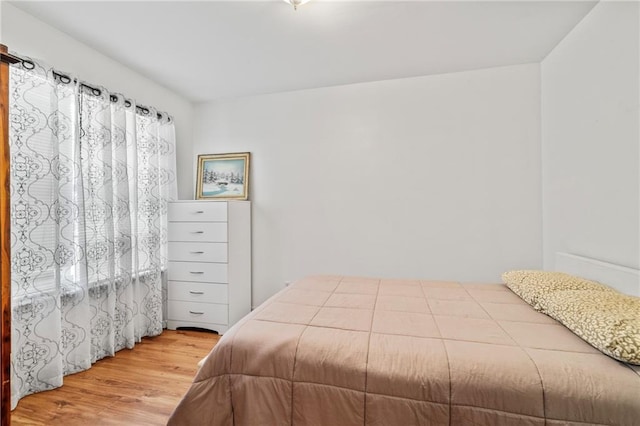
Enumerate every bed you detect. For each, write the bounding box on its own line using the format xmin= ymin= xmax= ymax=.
xmin=168 ymin=268 xmax=640 ymax=425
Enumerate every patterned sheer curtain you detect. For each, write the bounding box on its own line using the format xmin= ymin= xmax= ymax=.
xmin=8 ymin=58 xmax=177 ymax=408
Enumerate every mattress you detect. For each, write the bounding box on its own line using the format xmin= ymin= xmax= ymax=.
xmin=168 ymin=275 xmax=640 ymax=425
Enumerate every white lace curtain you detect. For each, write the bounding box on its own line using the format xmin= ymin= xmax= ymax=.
xmin=9 ymin=58 xmax=177 ymax=408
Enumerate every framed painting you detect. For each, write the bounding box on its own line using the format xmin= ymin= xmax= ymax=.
xmin=195 ymin=152 xmax=250 ymax=200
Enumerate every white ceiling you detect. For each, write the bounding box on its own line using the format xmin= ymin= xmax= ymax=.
xmin=10 ymin=0 xmax=597 ymax=103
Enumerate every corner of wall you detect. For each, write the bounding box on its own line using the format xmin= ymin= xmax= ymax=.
xmin=541 ymin=0 xmax=640 ymax=271
xmin=540 ymin=1 xmax=599 ymax=65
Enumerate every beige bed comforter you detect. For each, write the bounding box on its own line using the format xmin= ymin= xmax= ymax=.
xmin=168 ymin=276 xmax=640 ymax=425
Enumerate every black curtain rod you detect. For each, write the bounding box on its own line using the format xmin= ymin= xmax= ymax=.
xmin=51 ymin=70 xmax=162 ymax=119
xmin=6 ymin=53 xmax=170 ymax=122
xmin=0 ymin=50 xmax=21 ymax=65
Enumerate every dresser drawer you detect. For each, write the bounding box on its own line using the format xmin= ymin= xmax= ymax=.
xmin=168 ymin=222 xmax=228 ymax=242
xmin=168 ymin=281 xmax=228 ymax=304
xmin=168 ymin=242 xmax=228 ymax=263
xmin=169 ymin=202 xmax=227 ymax=222
xmin=168 ymin=301 xmax=228 ymax=325
xmin=168 ymin=261 xmax=228 ymax=283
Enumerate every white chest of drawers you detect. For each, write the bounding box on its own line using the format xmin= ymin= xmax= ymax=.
xmin=167 ymin=200 xmax=251 ymax=334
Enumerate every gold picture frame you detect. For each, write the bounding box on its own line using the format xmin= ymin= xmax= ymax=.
xmin=195 ymin=152 xmax=250 ymax=200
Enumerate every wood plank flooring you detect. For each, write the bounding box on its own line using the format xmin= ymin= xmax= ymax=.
xmin=10 ymin=330 xmax=220 ymax=426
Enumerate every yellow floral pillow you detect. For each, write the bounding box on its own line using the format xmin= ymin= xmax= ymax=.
xmin=539 ymin=290 xmax=640 ymax=365
xmin=502 ymin=270 xmax=613 ymax=311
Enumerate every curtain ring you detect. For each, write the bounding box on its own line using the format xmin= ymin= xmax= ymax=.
xmin=22 ymin=60 xmax=35 ymax=70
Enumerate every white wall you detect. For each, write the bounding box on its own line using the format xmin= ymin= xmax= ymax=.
xmin=0 ymin=3 xmax=195 ymax=199
xmin=194 ymin=64 xmax=542 ymax=306
xmin=542 ymin=1 xmax=639 ymax=275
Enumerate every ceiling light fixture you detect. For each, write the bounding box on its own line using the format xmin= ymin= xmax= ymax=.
xmin=283 ymin=0 xmax=311 ymax=11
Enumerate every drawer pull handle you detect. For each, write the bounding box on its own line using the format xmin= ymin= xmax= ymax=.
xmin=195 ymin=210 xmax=204 ymax=214
xmin=189 ymin=291 xmax=205 ymax=295
xmin=190 ymin=251 xmax=205 ymax=254
xmin=191 ymin=231 xmax=204 ymax=234
xmin=189 ymin=271 xmax=204 ymax=274
xmin=189 ymin=311 xmax=205 ymax=315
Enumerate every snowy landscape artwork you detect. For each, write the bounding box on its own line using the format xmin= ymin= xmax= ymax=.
xmin=196 ymin=152 xmax=250 ymax=200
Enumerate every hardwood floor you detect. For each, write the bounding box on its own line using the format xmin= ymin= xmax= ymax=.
xmin=10 ymin=330 xmax=220 ymax=426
